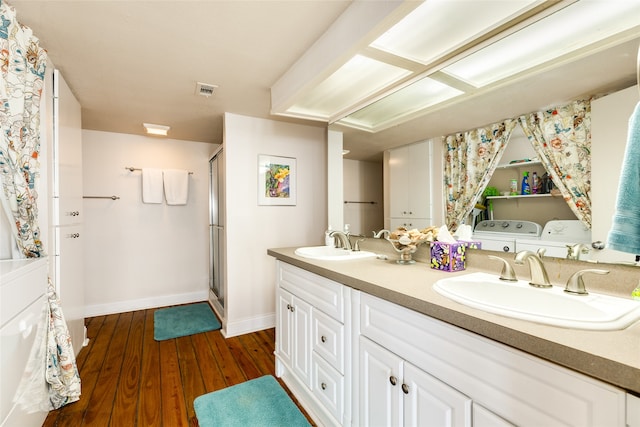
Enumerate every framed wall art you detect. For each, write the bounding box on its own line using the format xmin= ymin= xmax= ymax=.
xmin=258 ymin=154 xmax=296 ymax=206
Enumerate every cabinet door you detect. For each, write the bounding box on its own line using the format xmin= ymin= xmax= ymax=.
xmin=54 ymin=224 xmax=84 ymax=355
xmin=292 ymin=296 xmax=312 ymax=388
xmin=404 ymin=362 xmax=471 ymax=427
xmin=407 ymin=141 xmax=431 ymax=219
xmin=360 ymin=337 xmax=403 ymax=427
xmin=472 ymin=403 xmax=514 ymax=427
xmin=276 ymin=289 xmax=294 ymax=368
xmin=390 ymin=218 xmax=431 ymax=231
xmin=389 ymin=146 xmax=411 ymax=218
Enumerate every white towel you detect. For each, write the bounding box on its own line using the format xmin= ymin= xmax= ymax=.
xmin=163 ymin=169 xmax=189 ymax=205
xmin=142 ymin=168 xmax=163 ymax=204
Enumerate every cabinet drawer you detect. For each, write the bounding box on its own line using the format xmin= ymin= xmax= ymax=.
xmin=0 ymin=259 xmax=47 ymax=328
xmin=312 ymin=309 xmax=344 ymax=374
xmin=312 ymin=352 xmax=344 ymax=425
xmin=278 ymin=262 xmax=344 ymax=322
xmin=1 ymin=294 xmax=46 ymax=424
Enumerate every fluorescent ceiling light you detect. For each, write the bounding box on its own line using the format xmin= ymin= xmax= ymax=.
xmin=370 ymin=0 xmax=540 ymax=65
xmin=287 ymin=55 xmax=411 ymax=121
xmin=443 ymin=0 xmax=640 ymax=87
xmin=271 ymin=0 xmax=640 ymax=132
xmin=143 ymin=123 xmax=170 ymax=136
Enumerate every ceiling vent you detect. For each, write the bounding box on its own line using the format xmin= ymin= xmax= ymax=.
xmin=195 ymin=82 xmax=217 ymax=97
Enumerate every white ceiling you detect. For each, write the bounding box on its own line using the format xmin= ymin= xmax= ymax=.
xmin=8 ymin=1 xmax=640 ymax=162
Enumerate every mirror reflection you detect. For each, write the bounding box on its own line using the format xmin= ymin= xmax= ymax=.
xmin=338 ymin=49 xmax=640 ymax=267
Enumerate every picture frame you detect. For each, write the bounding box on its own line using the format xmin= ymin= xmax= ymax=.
xmin=258 ymin=154 xmax=297 ymax=206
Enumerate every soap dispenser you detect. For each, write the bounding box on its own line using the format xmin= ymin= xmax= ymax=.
xmin=325 ymin=226 xmax=333 ymax=246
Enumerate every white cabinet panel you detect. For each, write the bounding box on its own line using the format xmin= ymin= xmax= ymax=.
xmin=312 ymin=353 xmax=344 ymax=424
xmin=359 ymin=336 xmax=402 ymax=427
xmin=277 ymin=288 xmax=312 ymax=389
xmin=388 ymin=141 xmax=432 ymax=223
xmin=472 ymin=403 xmax=514 ymax=427
xmin=312 ymin=308 xmax=344 ymax=374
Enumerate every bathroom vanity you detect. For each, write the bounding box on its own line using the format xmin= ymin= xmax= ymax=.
xmin=268 ymin=246 xmax=640 ymax=427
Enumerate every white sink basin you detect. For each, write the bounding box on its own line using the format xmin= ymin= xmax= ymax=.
xmin=294 ymin=246 xmax=376 ymax=261
xmin=433 ymin=272 xmax=640 ymax=330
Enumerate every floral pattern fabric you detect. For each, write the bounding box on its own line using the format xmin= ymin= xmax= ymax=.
xmin=0 ymin=1 xmax=47 ymax=258
xmin=443 ymin=120 xmax=516 ymax=231
xmin=518 ymin=99 xmax=592 ymax=228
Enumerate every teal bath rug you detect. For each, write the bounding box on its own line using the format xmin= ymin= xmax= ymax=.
xmin=194 ymin=375 xmax=311 ymax=427
xmin=153 ymin=302 xmax=221 ymax=341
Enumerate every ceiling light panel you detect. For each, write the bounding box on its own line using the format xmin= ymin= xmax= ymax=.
xmin=286 ymin=54 xmax=412 ymax=120
xmin=337 ymin=76 xmax=463 ymax=131
xmin=370 ymin=0 xmax=541 ymax=65
xmin=443 ymin=0 xmax=640 ymax=87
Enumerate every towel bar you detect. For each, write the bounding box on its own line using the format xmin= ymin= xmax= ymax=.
xmin=125 ymin=166 xmax=193 ymax=174
xmin=83 ymin=195 xmax=120 ymax=200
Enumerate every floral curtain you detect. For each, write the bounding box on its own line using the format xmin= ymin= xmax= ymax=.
xmin=444 ymin=120 xmax=516 ymax=231
xmin=0 ymin=0 xmax=48 ymax=258
xmin=517 ymin=100 xmax=592 ymax=228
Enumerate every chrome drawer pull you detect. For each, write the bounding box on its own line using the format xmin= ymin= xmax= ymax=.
xmin=321 ymin=382 xmax=327 ymax=390
xmin=321 ymin=335 xmax=327 ymax=343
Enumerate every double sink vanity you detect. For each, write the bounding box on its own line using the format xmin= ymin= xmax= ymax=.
xmin=268 ymin=239 xmax=640 ymax=427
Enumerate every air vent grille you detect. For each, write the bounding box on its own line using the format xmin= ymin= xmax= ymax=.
xmin=195 ymin=82 xmax=217 ymax=97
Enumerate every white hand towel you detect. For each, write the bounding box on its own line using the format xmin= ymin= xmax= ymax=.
xmin=142 ymin=168 xmax=163 ymax=204
xmin=163 ymin=169 xmax=189 ymax=205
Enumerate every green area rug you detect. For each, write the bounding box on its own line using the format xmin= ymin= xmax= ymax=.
xmin=194 ymin=375 xmax=311 ymax=427
xmin=154 ymin=302 xmax=221 ymax=341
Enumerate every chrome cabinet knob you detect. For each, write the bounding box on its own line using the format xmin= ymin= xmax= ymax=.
xmin=402 ymin=383 xmax=409 ymax=394
xmin=321 ymin=335 xmax=327 ymax=343
xmin=321 ymin=382 xmax=327 ymax=390
xmin=389 ymin=376 xmax=397 ymax=386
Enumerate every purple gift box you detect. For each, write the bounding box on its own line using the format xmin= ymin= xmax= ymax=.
xmin=430 ymin=240 xmax=482 ymax=272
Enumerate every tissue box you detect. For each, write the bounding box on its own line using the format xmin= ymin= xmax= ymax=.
xmin=429 ymin=241 xmax=481 ymax=272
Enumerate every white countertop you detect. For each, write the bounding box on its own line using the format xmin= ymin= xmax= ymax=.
xmin=268 ymin=246 xmax=640 ymax=394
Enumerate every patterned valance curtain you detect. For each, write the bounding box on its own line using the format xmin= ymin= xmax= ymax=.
xmin=517 ymin=100 xmax=592 ymax=228
xmin=444 ymin=120 xmax=516 ymax=231
xmin=0 ymin=1 xmax=48 ymax=258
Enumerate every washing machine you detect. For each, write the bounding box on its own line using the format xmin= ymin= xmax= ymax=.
xmin=473 ymin=220 xmax=542 ymax=253
xmin=516 ymin=220 xmax=592 ymax=259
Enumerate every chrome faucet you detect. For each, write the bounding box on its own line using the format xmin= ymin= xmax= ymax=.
xmin=514 ymin=250 xmax=552 ymax=288
xmin=330 ymin=231 xmax=352 ymax=250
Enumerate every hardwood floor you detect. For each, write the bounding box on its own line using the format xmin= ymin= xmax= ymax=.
xmin=42 ymin=304 xmax=313 ymax=426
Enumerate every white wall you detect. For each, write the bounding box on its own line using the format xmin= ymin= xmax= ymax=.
xmin=82 ymin=130 xmax=215 ymax=316
xmin=223 ymin=113 xmax=327 ymax=336
xmin=343 ymin=159 xmax=383 ymax=235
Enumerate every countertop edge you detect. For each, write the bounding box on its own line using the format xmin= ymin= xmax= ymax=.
xmin=267 ymin=248 xmax=640 ymax=395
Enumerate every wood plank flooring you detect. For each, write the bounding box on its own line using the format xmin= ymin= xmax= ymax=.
xmin=42 ymin=304 xmax=313 ymax=426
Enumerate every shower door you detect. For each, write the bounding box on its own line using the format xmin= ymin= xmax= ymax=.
xmin=209 ymin=148 xmax=225 ymax=318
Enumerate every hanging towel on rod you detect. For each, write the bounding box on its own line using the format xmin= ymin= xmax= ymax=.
xmin=142 ymin=168 xmax=163 ymax=204
xmin=163 ymin=169 xmax=190 ymax=205
xmin=607 ymin=101 xmax=640 ymax=254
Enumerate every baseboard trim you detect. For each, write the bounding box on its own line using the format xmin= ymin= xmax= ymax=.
xmin=84 ymin=290 xmax=208 ymax=317
xmin=223 ymin=312 xmax=275 ymax=338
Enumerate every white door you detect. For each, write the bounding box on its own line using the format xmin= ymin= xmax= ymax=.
xmin=360 ymin=337 xmax=403 ymax=427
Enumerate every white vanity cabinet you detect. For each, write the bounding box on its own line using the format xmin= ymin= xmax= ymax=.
xmin=388 ymin=140 xmax=433 ymax=230
xmin=275 ymin=261 xmax=351 ymax=426
xmin=355 ymin=292 xmax=626 ymax=427
xmin=359 ymin=335 xmax=472 ymax=427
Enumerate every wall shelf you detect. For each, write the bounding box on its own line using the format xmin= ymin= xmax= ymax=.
xmin=486 ymin=193 xmax=552 ymax=200
xmin=495 ymin=160 xmax=542 ymax=170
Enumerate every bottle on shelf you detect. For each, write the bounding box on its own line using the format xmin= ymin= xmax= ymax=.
xmin=510 ymin=179 xmax=518 ymax=195
xmin=521 ymin=171 xmax=531 ymax=195
xmin=532 ymin=171 xmax=539 ymax=194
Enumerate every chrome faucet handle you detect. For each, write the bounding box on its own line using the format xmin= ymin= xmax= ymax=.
xmin=565 ymin=269 xmax=609 ymax=295
xmin=352 ymin=237 xmax=366 ymax=252
xmin=488 ymin=255 xmax=517 ymax=282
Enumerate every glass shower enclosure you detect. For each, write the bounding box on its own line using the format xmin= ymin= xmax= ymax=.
xmin=209 ymin=148 xmax=225 ymax=318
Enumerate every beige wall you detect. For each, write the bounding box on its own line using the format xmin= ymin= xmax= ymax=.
xmin=343 ymin=159 xmax=383 ymax=235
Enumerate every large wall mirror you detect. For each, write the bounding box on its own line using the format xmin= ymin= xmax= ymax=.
xmin=330 ymin=37 xmax=640 ymax=268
